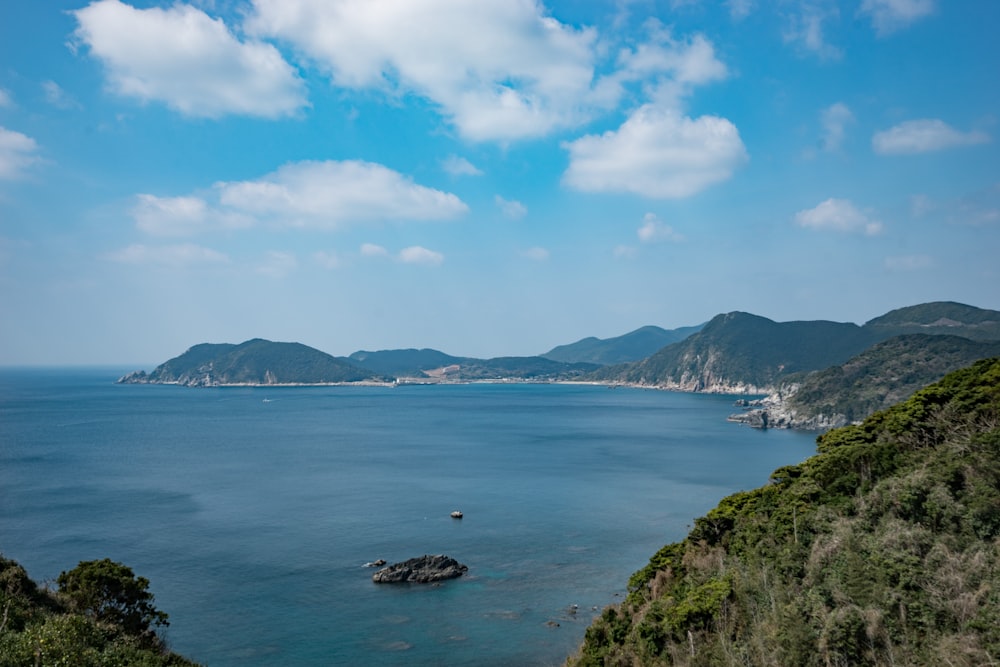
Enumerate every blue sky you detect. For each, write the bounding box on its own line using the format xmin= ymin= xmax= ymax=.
xmin=1 ymin=0 xmax=998 ymax=365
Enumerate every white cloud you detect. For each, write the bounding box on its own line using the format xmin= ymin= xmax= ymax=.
xmin=360 ymin=243 xmax=388 ymax=257
xmin=246 ymin=0 xmax=599 ymax=140
xmin=495 ymin=195 xmax=527 ymax=219
xmin=521 ymin=246 xmax=549 ymax=261
xmin=42 ymin=80 xmax=81 ymax=110
xmin=783 ymin=5 xmax=842 ymax=60
xmin=794 ymin=198 xmax=884 ymax=235
xmin=562 ymin=105 xmax=748 ymax=199
xmin=0 ymin=88 xmax=12 ymax=108
xmin=72 ymin=0 xmax=306 ymax=118
xmin=398 ymin=245 xmax=443 ymax=265
xmin=872 ymin=119 xmax=990 ymax=155
xmin=820 ymin=102 xmax=853 ymax=152
xmin=885 ymin=254 xmax=932 ymax=271
xmin=245 ymin=0 xmax=729 ymax=142
xmin=132 ymin=195 xmax=210 ymax=237
xmin=256 ymin=250 xmax=297 ymax=277
xmin=860 ymin=0 xmax=935 ymax=36
xmin=637 ymin=213 xmax=684 ymax=243
xmin=442 ymin=155 xmax=483 ymax=177
xmin=104 ymin=243 xmax=230 ymax=267
xmin=620 ymin=28 xmax=727 ymax=86
xmin=215 ymin=160 xmax=468 ymax=228
xmin=0 ymin=126 xmax=41 ymax=180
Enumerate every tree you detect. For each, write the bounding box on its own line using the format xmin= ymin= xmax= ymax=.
xmin=56 ymin=559 xmax=169 ymax=639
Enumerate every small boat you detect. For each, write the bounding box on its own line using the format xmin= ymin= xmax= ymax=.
xmin=450 ymin=510 xmax=463 ymax=519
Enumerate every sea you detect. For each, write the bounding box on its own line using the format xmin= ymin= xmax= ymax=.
xmin=0 ymin=368 xmax=819 ymax=666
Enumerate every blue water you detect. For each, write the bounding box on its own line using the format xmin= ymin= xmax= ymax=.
xmin=0 ymin=369 xmax=818 ymax=666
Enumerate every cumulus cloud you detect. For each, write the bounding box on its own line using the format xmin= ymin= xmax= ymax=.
xmin=611 ymin=26 xmax=728 ymax=106
xmin=794 ymin=198 xmax=883 ymax=235
xmin=637 ymin=213 xmax=684 ymax=243
xmin=132 ymin=195 xmax=210 ymax=237
xmin=821 ymin=102 xmax=853 ymax=152
xmin=131 ymin=161 xmax=467 ymax=235
xmin=72 ymin=0 xmax=306 ymax=118
xmin=398 ymin=245 xmax=443 ymax=265
xmin=872 ymin=119 xmax=990 ymax=155
xmin=495 ymin=195 xmax=527 ymax=219
xmin=884 ymin=254 xmax=933 ymax=271
xmin=245 ymin=0 xmax=729 ymax=142
xmin=442 ymin=155 xmax=483 ymax=176
xmin=246 ymin=0 xmax=598 ymax=140
xmin=0 ymin=126 xmax=41 ymax=180
xmin=216 ymin=160 xmax=468 ymax=228
xmin=860 ymin=0 xmax=935 ymax=36
xmin=562 ymin=105 xmax=748 ymax=198
xmin=104 ymin=242 xmax=230 ymax=267
xmin=521 ymin=246 xmax=549 ymax=261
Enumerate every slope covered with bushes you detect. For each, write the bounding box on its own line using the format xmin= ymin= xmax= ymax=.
xmin=572 ymin=357 xmax=1000 ymax=666
xmin=0 ymin=557 xmax=198 ymax=666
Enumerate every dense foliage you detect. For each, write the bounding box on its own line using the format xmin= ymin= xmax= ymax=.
xmin=786 ymin=334 xmax=1000 ymax=423
xmin=571 ymin=357 xmax=1000 ymax=666
xmin=0 ymin=557 xmax=198 ymax=666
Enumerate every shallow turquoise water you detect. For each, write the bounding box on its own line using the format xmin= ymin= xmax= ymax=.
xmin=0 ymin=369 xmax=818 ymax=665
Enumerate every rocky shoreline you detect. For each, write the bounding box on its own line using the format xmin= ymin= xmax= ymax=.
xmin=725 ymin=389 xmax=851 ymax=432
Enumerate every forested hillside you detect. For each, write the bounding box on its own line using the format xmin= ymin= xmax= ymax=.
xmin=783 ymin=334 xmax=1000 ymax=425
xmin=571 ymin=358 xmax=1000 ymax=666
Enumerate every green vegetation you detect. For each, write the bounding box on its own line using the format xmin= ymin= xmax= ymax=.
xmin=865 ymin=301 xmax=1000 ymax=340
xmin=119 ymin=338 xmax=381 ymax=386
xmin=592 ymin=302 xmax=1000 ymax=393
xmin=786 ymin=334 xmax=1000 ymax=424
xmin=571 ymin=357 xmax=1000 ymax=666
xmin=593 ymin=312 xmax=880 ymax=390
xmin=543 ymin=325 xmax=704 ymax=366
xmin=0 ymin=557 xmax=199 ymax=666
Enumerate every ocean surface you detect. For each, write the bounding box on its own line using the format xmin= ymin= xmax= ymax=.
xmin=0 ymin=368 xmax=819 ymax=666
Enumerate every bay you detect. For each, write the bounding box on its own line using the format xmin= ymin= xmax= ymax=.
xmin=0 ymin=368 xmax=818 ymax=666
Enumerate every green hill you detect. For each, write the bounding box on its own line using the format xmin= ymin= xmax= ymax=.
xmin=347 ymin=348 xmax=467 ymax=377
xmin=571 ymin=357 xmax=1000 ymax=666
xmin=347 ymin=348 xmax=600 ymax=381
xmin=593 ymin=303 xmax=1000 ymax=394
xmin=865 ymin=301 xmax=1000 ymax=340
xmin=543 ymin=324 xmax=704 ymax=365
xmin=782 ymin=334 xmax=1000 ymax=426
xmin=118 ymin=339 xmax=380 ymax=386
xmin=592 ymin=312 xmax=879 ymax=392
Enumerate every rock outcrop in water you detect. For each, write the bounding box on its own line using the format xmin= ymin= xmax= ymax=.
xmin=371 ymin=555 xmax=468 ymax=584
